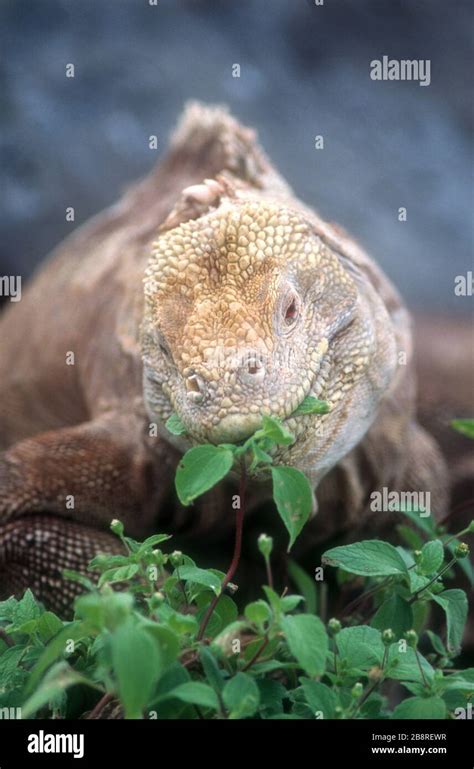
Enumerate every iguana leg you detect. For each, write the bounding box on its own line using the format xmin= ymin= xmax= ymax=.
xmin=0 ymin=412 xmax=177 ymax=532
xmin=0 ymin=516 xmax=124 ymax=617
xmin=0 ymin=412 xmax=179 ymax=613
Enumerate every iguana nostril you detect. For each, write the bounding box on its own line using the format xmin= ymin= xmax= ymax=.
xmin=240 ymin=357 xmax=265 ymax=384
xmin=186 ymin=374 xmax=204 ymax=403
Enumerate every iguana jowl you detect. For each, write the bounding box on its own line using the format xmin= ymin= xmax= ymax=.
xmin=0 ymin=103 xmax=452 ymax=614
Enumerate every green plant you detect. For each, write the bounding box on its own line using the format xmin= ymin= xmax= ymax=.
xmin=0 ymin=407 xmax=472 ymax=719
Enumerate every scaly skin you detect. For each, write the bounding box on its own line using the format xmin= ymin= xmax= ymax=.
xmin=0 ymin=103 xmax=452 ymax=614
xmin=142 ymin=195 xmax=397 ymax=490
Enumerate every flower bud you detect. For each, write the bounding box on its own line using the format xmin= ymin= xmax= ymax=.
xmin=454 ymin=542 xmax=470 ymax=559
xmin=152 ymin=549 xmax=165 ymax=567
xmin=382 ymin=628 xmax=395 ymax=646
xmin=328 ymin=617 xmax=342 ymax=635
xmin=258 ymin=533 xmax=273 ymax=560
xmin=150 ymin=591 xmax=165 ymax=608
xmin=110 ymin=519 xmax=124 ymax=537
xmin=169 ymin=550 xmax=183 ymax=567
xmin=351 ymin=682 xmax=364 ymax=698
xmin=405 ymin=629 xmax=418 ymax=648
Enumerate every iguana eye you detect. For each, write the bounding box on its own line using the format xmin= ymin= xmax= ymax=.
xmin=282 ymin=291 xmax=300 ymax=329
xmin=284 ymin=298 xmax=298 ymax=323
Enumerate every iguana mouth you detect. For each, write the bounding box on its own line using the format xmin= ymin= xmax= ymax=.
xmin=163 ymin=346 xmax=330 ymax=447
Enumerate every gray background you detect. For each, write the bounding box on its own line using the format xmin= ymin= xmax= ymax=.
xmin=0 ymin=0 xmax=472 ymax=313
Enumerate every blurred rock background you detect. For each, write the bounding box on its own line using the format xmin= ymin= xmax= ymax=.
xmin=0 ymin=0 xmax=472 ymax=313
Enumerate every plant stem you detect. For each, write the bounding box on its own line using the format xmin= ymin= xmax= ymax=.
xmin=442 ymin=525 xmax=472 ymax=548
xmin=351 ymin=650 xmax=387 ymax=718
xmin=409 ymin=558 xmax=457 ymax=603
xmin=265 ymin=557 xmax=274 ymax=590
xmin=341 ymin=579 xmax=392 ymax=617
xmin=319 ymin=582 xmax=328 ymax=623
xmin=415 ymin=649 xmax=428 ymax=687
xmin=197 ymin=460 xmax=247 ymax=641
xmin=242 ymin=636 xmax=269 ymax=671
xmin=175 ymin=566 xmax=189 ymax=609
xmin=87 ymin=692 xmax=113 ymax=719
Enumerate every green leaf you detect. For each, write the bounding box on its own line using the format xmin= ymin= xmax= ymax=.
xmin=418 ymin=540 xmax=444 ymax=576
xmin=322 ymin=540 xmax=408 ymax=577
xmin=425 ymin=630 xmax=447 ymax=657
xmin=22 ymin=662 xmax=99 ymax=718
xmin=62 ymin=569 xmax=97 ymax=591
xmin=75 ymin=591 xmax=134 ymax=632
xmin=6 ymin=589 xmax=41 ymax=630
xmin=260 ymin=415 xmax=295 ymax=446
xmin=0 ymin=596 xmax=18 ymax=623
xmin=140 ymin=622 xmax=180 ymax=670
xmin=168 ymin=682 xmax=219 ymax=710
xmin=288 ymin=559 xmax=318 ymax=614
xmin=88 ymin=553 xmax=131 ymax=571
xmin=280 ymin=614 xmax=328 ymax=678
xmin=301 ymin=679 xmax=336 ymax=719
xmin=137 ymin=533 xmax=172 ymax=555
xmin=262 ymin=586 xmax=283 ymax=623
xmin=336 ymin=626 xmax=384 ymax=669
xmin=149 ymin=663 xmax=191 ymax=719
xmin=409 ymin=570 xmax=432 ymax=595
xmin=451 ymin=419 xmax=474 ymax=439
xmin=249 ymin=443 xmax=273 ymax=470
xmin=176 ymin=566 xmax=222 ymax=596
xmin=386 ymin=645 xmax=434 ymax=685
xmin=371 ymin=595 xmax=413 ymax=639
xmin=441 ymin=669 xmax=474 ymax=711
xmin=37 ymin=612 xmax=64 ymax=643
xmin=175 ymin=445 xmax=234 ymax=505
xmin=158 ymin=607 xmax=198 ymax=636
xmin=280 ymin=595 xmax=305 ymax=613
xmin=432 ymin=589 xmax=468 ymax=653
xmin=271 ymin=466 xmax=313 ymax=550
xmin=165 ymin=413 xmax=187 ymax=435
xmin=27 ymin=621 xmax=88 ymax=692
xmin=391 ymin=696 xmax=447 ymax=719
xmin=257 ymin=678 xmax=287 ymax=716
xmin=360 ymin=693 xmax=386 ymax=719
xmin=98 ymin=563 xmax=140 ymax=587
xmin=199 ymin=647 xmax=225 ymax=693
xmin=195 ymin=593 xmax=238 ymax=638
xmin=222 ymin=673 xmax=260 ymax=719
xmin=0 ymin=647 xmax=28 ymax=689
xmin=292 ymin=396 xmax=330 ymax=416
xmin=244 ymin=600 xmax=272 ymax=628
xmin=110 ymin=619 xmax=164 ymax=718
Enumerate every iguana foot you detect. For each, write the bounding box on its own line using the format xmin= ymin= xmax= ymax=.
xmin=0 ymin=515 xmax=124 ymax=617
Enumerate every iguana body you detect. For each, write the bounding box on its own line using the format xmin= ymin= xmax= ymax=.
xmin=0 ymin=103 xmax=465 ymax=614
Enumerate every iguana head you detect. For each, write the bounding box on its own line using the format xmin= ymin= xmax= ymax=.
xmin=141 ymin=194 xmax=397 ymax=477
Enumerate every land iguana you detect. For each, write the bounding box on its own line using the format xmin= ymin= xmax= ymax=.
xmin=0 ymin=103 xmax=471 ymax=616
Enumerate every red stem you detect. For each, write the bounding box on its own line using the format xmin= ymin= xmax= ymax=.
xmin=197 ymin=461 xmax=247 ymax=641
